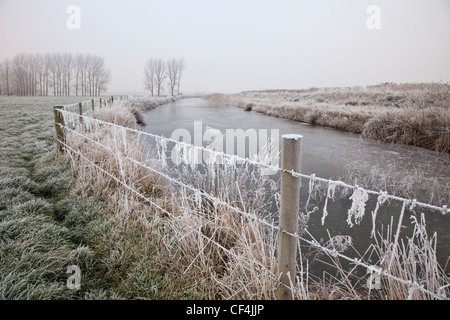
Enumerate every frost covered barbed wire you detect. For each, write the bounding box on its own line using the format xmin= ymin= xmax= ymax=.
xmin=55 ymin=106 xmax=450 ymax=300
xmin=58 ymin=108 xmax=450 ymax=216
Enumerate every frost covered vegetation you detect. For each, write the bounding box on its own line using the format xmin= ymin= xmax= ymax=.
xmin=0 ymin=96 xmax=118 ymax=299
xmin=341 ymin=153 xmax=450 ymax=207
xmin=206 ymin=83 xmax=450 ymax=153
xmin=1 ymin=96 xmax=448 ymax=300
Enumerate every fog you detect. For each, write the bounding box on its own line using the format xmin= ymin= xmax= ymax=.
xmin=1 ymin=0 xmax=449 ymax=94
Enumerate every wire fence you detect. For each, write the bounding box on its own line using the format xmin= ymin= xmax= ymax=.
xmin=53 ymin=98 xmax=449 ymax=300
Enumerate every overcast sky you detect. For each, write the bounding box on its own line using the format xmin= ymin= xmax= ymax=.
xmin=1 ymin=0 xmax=449 ymax=94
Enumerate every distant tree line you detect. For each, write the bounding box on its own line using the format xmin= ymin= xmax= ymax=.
xmin=144 ymin=58 xmax=186 ymax=96
xmin=0 ymin=53 xmax=111 ymax=96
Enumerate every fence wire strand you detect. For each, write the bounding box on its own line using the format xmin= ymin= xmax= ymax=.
xmin=59 ymin=108 xmax=449 ymax=216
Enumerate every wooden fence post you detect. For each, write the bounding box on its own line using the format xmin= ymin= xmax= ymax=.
xmin=99 ymin=98 xmax=102 ymax=108
xmin=78 ymin=102 xmax=83 ymax=124
xmin=91 ymin=99 xmax=95 ymax=112
xmin=53 ymin=106 xmax=65 ymax=153
xmin=111 ymin=96 xmax=114 ymax=104
xmin=277 ymin=134 xmax=302 ymax=300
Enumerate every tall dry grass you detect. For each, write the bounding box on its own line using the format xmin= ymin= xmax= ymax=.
xmin=370 ymin=213 xmax=448 ymax=299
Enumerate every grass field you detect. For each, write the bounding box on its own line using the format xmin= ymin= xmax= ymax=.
xmin=0 ymin=96 xmax=119 ymax=299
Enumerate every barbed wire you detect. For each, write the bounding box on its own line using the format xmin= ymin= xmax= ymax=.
xmin=57 ymin=108 xmax=449 ymax=215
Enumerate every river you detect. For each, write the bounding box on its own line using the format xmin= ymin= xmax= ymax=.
xmin=142 ymin=97 xmax=450 ymax=277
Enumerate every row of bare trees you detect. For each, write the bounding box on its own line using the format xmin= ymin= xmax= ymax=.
xmin=144 ymin=58 xmax=186 ymax=96
xmin=0 ymin=53 xmax=111 ymax=96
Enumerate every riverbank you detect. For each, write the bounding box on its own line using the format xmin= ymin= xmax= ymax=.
xmin=205 ymin=83 xmax=450 ymax=153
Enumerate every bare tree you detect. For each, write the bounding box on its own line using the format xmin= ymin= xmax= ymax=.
xmin=11 ymin=54 xmax=26 ymax=96
xmin=91 ymin=55 xmax=110 ymax=96
xmin=143 ymin=58 xmax=156 ymax=96
xmin=81 ymin=54 xmax=90 ymax=96
xmin=96 ymin=65 xmax=111 ymax=95
xmin=29 ymin=54 xmax=42 ymax=96
xmin=176 ymin=58 xmax=186 ymax=95
xmin=35 ymin=54 xmax=44 ymax=96
xmin=28 ymin=53 xmax=38 ymax=96
xmin=0 ymin=63 xmax=3 ymax=95
xmin=0 ymin=58 xmax=11 ymax=96
xmin=62 ymin=53 xmax=73 ymax=96
xmin=154 ymin=58 xmax=166 ymax=96
xmin=166 ymin=58 xmax=178 ymax=96
xmin=43 ymin=54 xmax=52 ymax=96
xmin=49 ymin=53 xmax=64 ymax=96
xmin=74 ymin=54 xmax=83 ymax=96
xmin=84 ymin=54 xmax=93 ymax=96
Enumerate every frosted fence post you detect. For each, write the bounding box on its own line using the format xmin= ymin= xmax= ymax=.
xmin=91 ymin=99 xmax=95 ymax=112
xmin=215 ymin=163 xmax=219 ymax=196
xmin=78 ymin=102 xmax=83 ymax=124
xmin=53 ymin=106 xmax=65 ymax=153
xmin=99 ymin=98 xmax=102 ymax=108
xmin=111 ymin=96 xmax=114 ymax=104
xmin=277 ymin=134 xmax=302 ymax=300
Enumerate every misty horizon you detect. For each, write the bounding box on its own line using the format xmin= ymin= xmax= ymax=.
xmin=1 ymin=0 xmax=450 ymax=95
